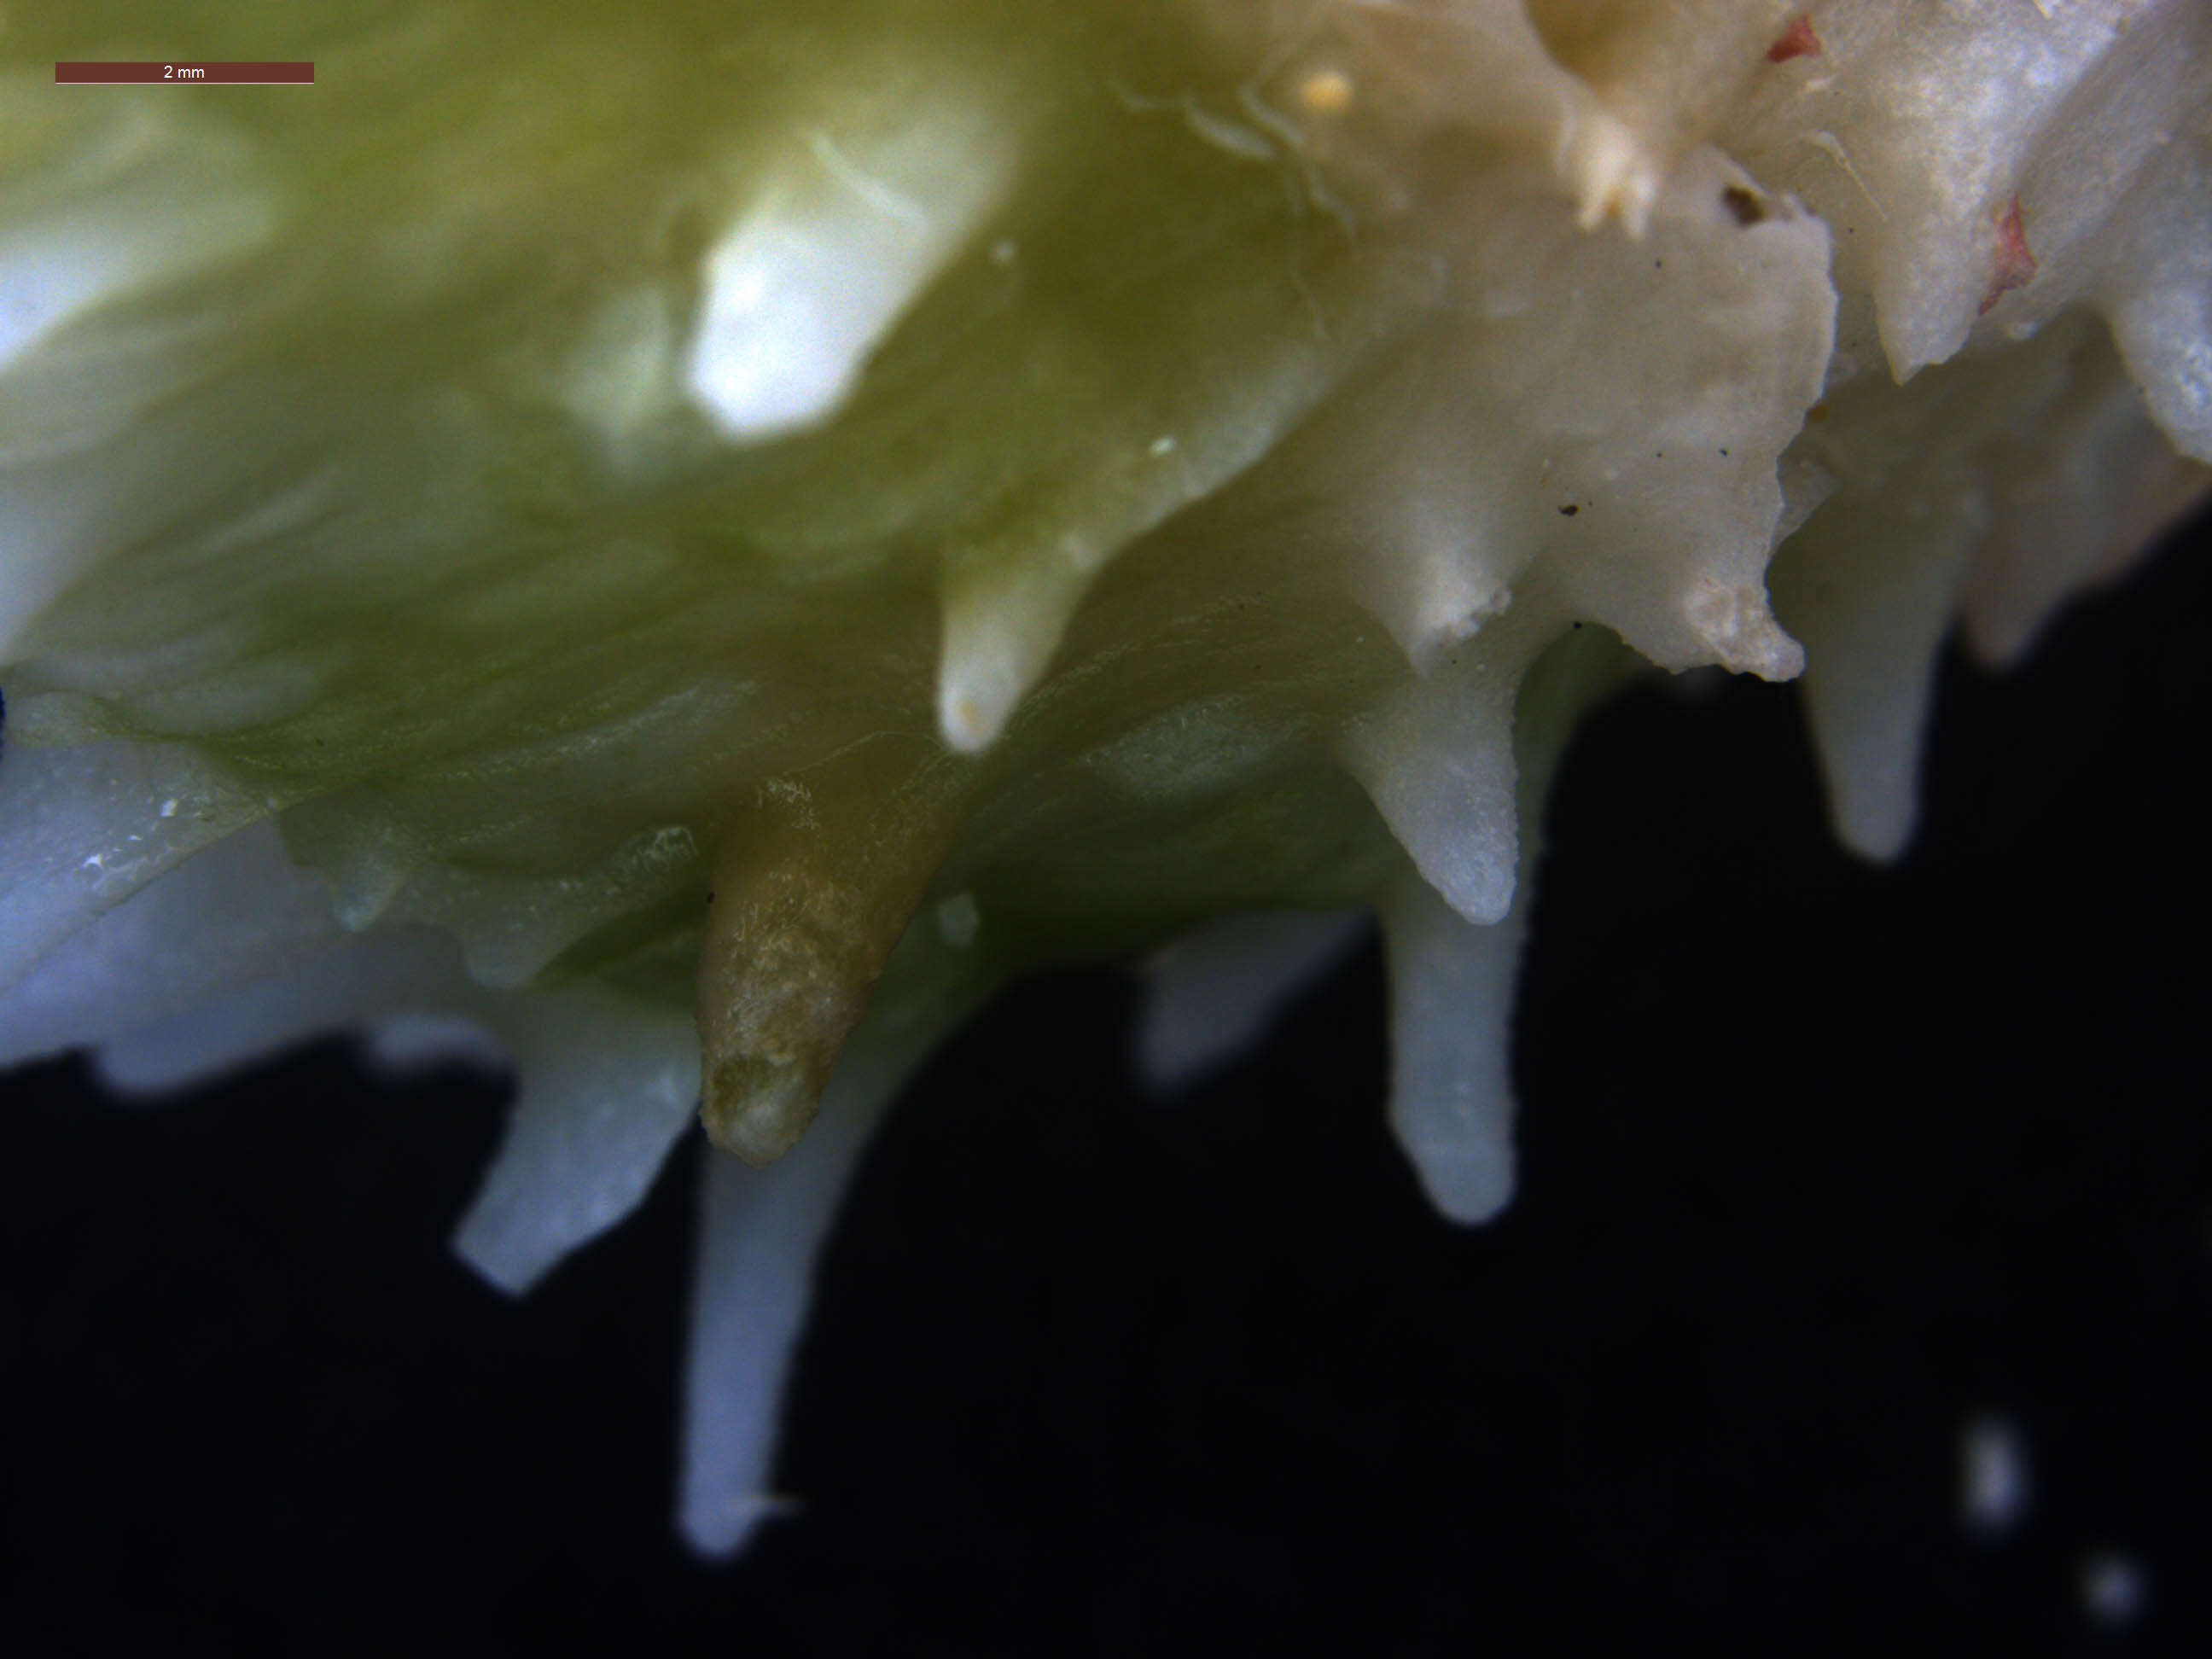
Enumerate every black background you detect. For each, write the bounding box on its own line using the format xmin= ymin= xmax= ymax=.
xmin=4 ymin=504 xmax=2208 ymax=1655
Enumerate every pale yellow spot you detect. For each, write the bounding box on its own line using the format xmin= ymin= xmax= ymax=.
xmin=1297 ymin=67 xmax=1354 ymax=119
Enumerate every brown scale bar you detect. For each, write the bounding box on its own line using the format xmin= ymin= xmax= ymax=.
xmin=55 ymin=61 xmax=314 ymax=84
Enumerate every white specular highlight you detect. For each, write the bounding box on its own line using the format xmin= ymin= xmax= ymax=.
xmin=683 ymin=90 xmax=1016 ymax=444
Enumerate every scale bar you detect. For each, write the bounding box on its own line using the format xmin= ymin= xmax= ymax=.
xmin=55 ymin=62 xmax=314 ymax=85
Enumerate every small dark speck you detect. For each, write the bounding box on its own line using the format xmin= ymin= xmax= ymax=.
xmin=1718 ymin=447 xmax=1729 ymax=457
xmin=1654 ymin=259 xmax=1664 ymax=269
xmin=1722 ymin=185 xmax=1766 ymax=227
xmin=1558 ymin=504 xmax=1579 ymax=516
xmin=1571 ymin=620 xmax=1584 ymax=629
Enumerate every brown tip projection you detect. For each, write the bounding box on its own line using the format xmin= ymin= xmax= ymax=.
xmin=696 ymin=759 xmax=968 ymax=1166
